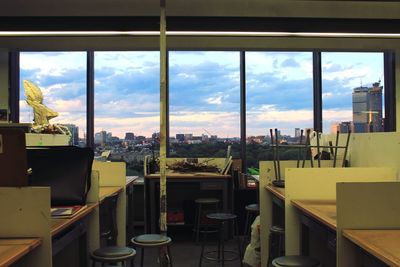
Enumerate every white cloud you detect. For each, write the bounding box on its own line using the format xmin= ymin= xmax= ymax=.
xmin=207 ymin=95 xmax=222 ymax=105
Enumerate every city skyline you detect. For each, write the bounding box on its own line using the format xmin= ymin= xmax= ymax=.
xmin=19 ymin=51 xmax=384 ymax=138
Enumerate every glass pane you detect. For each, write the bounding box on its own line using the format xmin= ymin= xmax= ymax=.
xmin=20 ymin=52 xmax=87 ymax=146
xmin=322 ymin=52 xmax=384 ymax=133
xmin=94 ymin=51 xmax=160 ymax=176
xmin=246 ymin=52 xmax=313 ymax=171
xmin=168 ymin=51 xmax=241 ymax=158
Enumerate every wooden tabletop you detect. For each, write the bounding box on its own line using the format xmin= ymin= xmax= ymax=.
xmin=343 ymin=229 xmax=400 ymax=267
xmin=265 ymin=185 xmax=285 ymax=200
xmin=146 ymin=172 xmax=231 ymax=179
xmin=291 ymin=199 xmax=337 ymax=231
xmin=98 ymin=186 xmax=123 ymax=203
xmin=51 ymin=203 xmax=98 ymax=236
xmin=126 ymin=176 xmax=139 ymax=187
xmin=0 ymin=238 xmax=41 ymax=266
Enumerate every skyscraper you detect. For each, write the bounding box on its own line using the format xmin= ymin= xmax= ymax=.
xmin=352 ymin=81 xmax=383 ymax=133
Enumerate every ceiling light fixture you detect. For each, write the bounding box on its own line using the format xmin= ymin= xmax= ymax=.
xmin=0 ymin=31 xmax=399 ymax=38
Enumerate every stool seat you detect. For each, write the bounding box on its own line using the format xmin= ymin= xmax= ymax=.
xmin=270 ymin=225 xmax=285 ymax=234
xmin=206 ymin=212 xmax=237 ymax=221
xmin=245 ymin=203 xmax=259 ymax=212
xmin=131 ymin=234 xmax=173 ymax=267
xmin=93 ymin=246 xmax=136 ymax=258
xmin=133 ymin=234 xmax=169 ymax=244
xmin=272 ymin=256 xmax=321 ymax=267
xmin=195 ymin=198 xmax=220 ymax=204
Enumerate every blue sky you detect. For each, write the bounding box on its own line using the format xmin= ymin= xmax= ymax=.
xmin=19 ymin=51 xmax=384 ymax=138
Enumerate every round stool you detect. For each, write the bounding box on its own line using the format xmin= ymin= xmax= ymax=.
xmin=90 ymin=246 xmax=136 ymax=267
xmin=131 ymin=234 xmax=173 ymax=267
xmin=199 ymin=212 xmax=243 ymax=267
xmin=267 ymin=225 xmax=285 ymax=266
xmin=243 ymin=203 xmax=259 ymax=245
xmin=193 ymin=198 xmax=220 ymax=243
xmin=272 ymin=255 xmax=322 ymax=267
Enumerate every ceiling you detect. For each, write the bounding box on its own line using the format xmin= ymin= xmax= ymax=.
xmin=0 ymin=0 xmax=400 ymax=18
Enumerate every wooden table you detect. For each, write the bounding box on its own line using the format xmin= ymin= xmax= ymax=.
xmin=0 ymin=238 xmax=42 ymax=266
xmin=51 ymin=203 xmax=98 ymax=236
xmin=291 ymin=200 xmax=337 ymax=231
xmin=291 ymin=199 xmax=337 ymax=256
xmin=343 ymin=229 xmax=400 ymax=267
xmin=145 ymin=172 xmax=232 ymax=233
xmin=99 ymin=186 xmax=123 ymax=203
xmin=265 ymin=185 xmax=285 ymax=201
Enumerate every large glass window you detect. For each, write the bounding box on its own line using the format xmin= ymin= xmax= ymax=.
xmin=321 ymin=52 xmax=384 ymax=133
xmin=168 ymin=51 xmax=241 ymax=158
xmin=19 ymin=52 xmax=87 ymax=146
xmin=94 ymin=52 xmax=160 ymax=176
xmin=246 ymin=52 xmax=313 ymax=170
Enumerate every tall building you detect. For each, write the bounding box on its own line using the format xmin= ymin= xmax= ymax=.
xmin=352 ymin=81 xmax=383 ymax=133
xmin=125 ymin=132 xmax=135 ymax=141
xmin=295 ymin=128 xmax=301 ymax=138
xmin=63 ymin=124 xmax=79 ymax=146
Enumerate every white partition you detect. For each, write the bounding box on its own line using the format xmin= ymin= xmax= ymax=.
xmin=337 ymin=182 xmax=400 ymax=267
xmin=92 ymin=161 xmax=127 ymax=246
xmin=0 ymin=187 xmax=52 ymax=267
xmin=86 ymin=171 xmax=100 ymax=255
xmin=285 ymin=167 xmax=396 ymax=256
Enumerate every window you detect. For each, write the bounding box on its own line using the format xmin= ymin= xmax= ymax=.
xmin=19 ymin=52 xmax=87 ymax=146
xmin=321 ymin=52 xmax=385 ymax=133
xmin=94 ymin=52 xmax=160 ymax=176
xmin=245 ymin=52 xmax=313 ymax=170
xmin=168 ymin=51 xmax=241 ymax=158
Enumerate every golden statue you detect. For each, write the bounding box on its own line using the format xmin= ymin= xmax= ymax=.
xmin=23 ymin=80 xmax=70 ymax=135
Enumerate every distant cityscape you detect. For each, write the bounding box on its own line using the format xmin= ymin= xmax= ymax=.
xmin=63 ymin=81 xmax=383 ymax=174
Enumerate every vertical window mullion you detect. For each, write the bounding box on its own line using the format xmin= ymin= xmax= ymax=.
xmin=87 ymin=51 xmax=94 ymax=148
xmin=384 ymin=51 xmax=396 ymax=132
xmin=313 ymin=51 xmax=322 ymax=132
xmin=9 ymin=51 xmax=19 ymax=123
xmin=240 ymin=51 xmax=246 ymax=173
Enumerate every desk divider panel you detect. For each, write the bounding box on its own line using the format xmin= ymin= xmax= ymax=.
xmin=86 ymin=171 xmax=100 ymax=255
xmin=337 ymin=182 xmax=400 ymax=267
xmin=285 ymin=167 xmax=396 ymax=256
xmin=259 ymin=160 xmax=331 ymax=266
xmin=0 ymin=187 xmax=52 ymax=267
xmin=92 ymin=161 xmax=126 ymax=246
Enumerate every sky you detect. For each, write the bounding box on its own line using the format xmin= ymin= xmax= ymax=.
xmin=19 ymin=51 xmax=384 ymax=138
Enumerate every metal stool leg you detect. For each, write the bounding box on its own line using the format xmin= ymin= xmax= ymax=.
xmin=199 ymin=224 xmax=208 ymax=267
xmin=221 ymin=221 xmax=225 ymax=267
xmin=140 ymin=248 xmax=145 ymax=267
xmin=196 ymin=204 xmax=202 ymax=243
xmin=167 ymin=245 xmax=173 ymax=267
xmin=235 ymin=219 xmax=243 ymax=267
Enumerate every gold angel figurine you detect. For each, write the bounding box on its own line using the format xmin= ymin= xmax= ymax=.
xmin=23 ymin=80 xmax=58 ymax=125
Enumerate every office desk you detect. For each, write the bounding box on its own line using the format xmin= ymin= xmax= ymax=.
xmin=343 ymin=229 xmax=400 ymax=267
xmin=145 ymin=172 xmax=232 ymax=233
xmin=99 ymin=186 xmax=123 ymax=203
xmin=51 ymin=203 xmax=98 ymax=266
xmin=0 ymin=238 xmax=42 ymax=266
xmin=291 ymin=200 xmax=337 ymax=231
xmin=265 ymin=185 xmax=285 ymax=202
xmin=291 ymin=199 xmax=337 ymax=257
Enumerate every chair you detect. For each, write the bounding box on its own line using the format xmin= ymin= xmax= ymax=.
xmin=193 ymin=197 xmax=220 ymax=243
xmin=199 ymin=212 xmax=243 ymax=267
xmin=272 ymin=255 xmax=322 ymax=267
xmin=131 ymin=234 xmax=173 ymax=267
